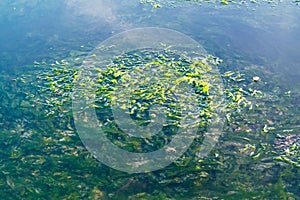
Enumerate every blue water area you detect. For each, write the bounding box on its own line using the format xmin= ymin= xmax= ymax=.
xmin=0 ymin=0 xmax=299 ymax=199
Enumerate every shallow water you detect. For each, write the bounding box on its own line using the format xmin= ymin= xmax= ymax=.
xmin=0 ymin=0 xmax=299 ymax=199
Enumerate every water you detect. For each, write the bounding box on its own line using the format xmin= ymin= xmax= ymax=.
xmin=0 ymin=0 xmax=299 ymax=199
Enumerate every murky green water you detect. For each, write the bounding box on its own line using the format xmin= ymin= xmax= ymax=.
xmin=0 ymin=0 xmax=299 ymax=199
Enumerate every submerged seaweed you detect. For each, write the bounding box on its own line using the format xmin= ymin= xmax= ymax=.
xmin=0 ymin=1 xmax=299 ymax=198
xmin=0 ymin=42 xmax=298 ymax=198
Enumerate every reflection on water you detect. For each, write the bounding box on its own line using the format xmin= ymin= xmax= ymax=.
xmin=1 ymin=1 xmax=299 ymax=85
xmin=0 ymin=0 xmax=299 ymax=199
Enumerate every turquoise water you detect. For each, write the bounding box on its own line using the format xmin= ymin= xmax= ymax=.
xmin=0 ymin=0 xmax=299 ymax=199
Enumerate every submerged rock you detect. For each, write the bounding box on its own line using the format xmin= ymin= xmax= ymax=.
xmin=252 ymin=76 xmax=260 ymax=82
xmin=273 ymin=134 xmax=300 ymax=151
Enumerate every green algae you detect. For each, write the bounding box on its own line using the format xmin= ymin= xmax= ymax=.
xmin=0 ymin=37 xmax=298 ymax=200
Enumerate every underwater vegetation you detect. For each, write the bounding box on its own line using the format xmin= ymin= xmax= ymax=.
xmin=0 ymin=43 xmax=294 ymax=199
xmin=18 ymin=46 xmax=259 ymax=158
xmin=0 ymin=1 xmax=299 ymax=199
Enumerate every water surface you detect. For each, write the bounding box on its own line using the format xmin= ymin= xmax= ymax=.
xmin=0 ymin=0 xmax=299 ymax=199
